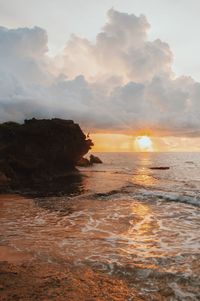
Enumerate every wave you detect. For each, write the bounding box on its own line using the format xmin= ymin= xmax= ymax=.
xmin=88 ymin=184 xmax=200 ymax=207
xmin=134 ymin=189 xmax=200 ymax=207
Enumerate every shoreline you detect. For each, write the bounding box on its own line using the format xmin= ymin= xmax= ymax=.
xmin=1 ymin=185 xmax=200 ymax=300
xmin=0 ymin=194 xmax=142 ymax=301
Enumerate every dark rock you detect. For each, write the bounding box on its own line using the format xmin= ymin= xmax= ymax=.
xmin=0 ymin=118 xmax=93 ymax=193
xmin=90 ymin=154 xmax=102 ymax=164
xmin=149 ymin=166 xmax=170 ymax=170
xmin=76 ymin=157 xmax=91 ymax=167
xmin=0 ymin=172 xmax=10 ymax=192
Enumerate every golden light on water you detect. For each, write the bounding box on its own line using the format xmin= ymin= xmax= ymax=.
xmin=133 ymin=172 xmax=157 ymax=187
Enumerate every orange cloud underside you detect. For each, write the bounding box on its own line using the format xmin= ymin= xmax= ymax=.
xmin=90 ymin=133 xmax=200 ymax=152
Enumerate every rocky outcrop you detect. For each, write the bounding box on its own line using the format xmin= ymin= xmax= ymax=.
xmin=76 ymin=157 xmax=91 ymax=167
xmin=76 ymin=154 xmax=103 ymax=167
xmin=90 ymin=154 xmax=102 ymax=164
xmin=0 ymin=118 xmax=93 ymax=193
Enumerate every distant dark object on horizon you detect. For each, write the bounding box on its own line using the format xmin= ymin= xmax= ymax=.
xmin=149 ymin=166 xmax=170 ymax=170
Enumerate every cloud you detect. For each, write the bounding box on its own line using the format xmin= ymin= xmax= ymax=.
xmin=61 ymin=9 xmax=172 ymax=83
xmin=0 ymin=9 xmax=200 ymax=137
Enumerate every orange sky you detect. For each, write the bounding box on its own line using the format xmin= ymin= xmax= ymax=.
xmin=90 ymin=133 xmax=200 ymax=152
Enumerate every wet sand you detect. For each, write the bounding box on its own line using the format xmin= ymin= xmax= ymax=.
xmin=0 ymin=256 xmax=142 ymax=301
xmin=0 ymin=195 xmax=142 ymax=301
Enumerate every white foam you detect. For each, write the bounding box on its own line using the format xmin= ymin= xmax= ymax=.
xmin=133 ymin=188 xmax=200 ymax=207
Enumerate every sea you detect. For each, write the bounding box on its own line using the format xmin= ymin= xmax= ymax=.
xmin=1 ymin=152 xmax=200 ymax=300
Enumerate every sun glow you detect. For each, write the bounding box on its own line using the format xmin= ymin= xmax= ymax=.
xmin=135 ymin=136 xmax=154 ymax=152
xmin=90 ymin=133 xmax=200 ymax=152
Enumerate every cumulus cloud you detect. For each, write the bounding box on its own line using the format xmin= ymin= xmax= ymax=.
xmin=61 ymin=9 xmax=172 ymax=83
xmin=0 ymin=9 xmax=200 ymax=137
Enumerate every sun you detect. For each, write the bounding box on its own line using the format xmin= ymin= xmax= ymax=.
xmin=135 ymin=136 xmax=153 ymax=152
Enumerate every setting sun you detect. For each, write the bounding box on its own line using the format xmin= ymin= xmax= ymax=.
xmin=135 ymin=136 xmax=153 ymax=152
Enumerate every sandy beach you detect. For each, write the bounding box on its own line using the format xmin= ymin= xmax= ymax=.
xmin=0 ymin=194 xmax=144 ymax=301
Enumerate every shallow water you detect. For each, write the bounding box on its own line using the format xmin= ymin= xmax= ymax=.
xmin=1 ymin=152 xmax=200 ymax=300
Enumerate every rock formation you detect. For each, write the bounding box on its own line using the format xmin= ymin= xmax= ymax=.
xmin=0 ymin=118 xmax=93 ymax=193
xmin=77 ymin=154 xmax=103 ymax=167
xmin=90 ymin=154 xmax=102 ymax=164
xmin=76 ymin=157 xmax=91 ymax=167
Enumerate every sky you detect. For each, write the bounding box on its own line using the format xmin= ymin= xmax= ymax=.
xmin=1 ymin=0 xmax=200 ymax=80
xmin=0 ymin=0 xmax=200 ymax=151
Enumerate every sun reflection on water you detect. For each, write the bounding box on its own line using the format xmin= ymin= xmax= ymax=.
xmin=127 ymin=202 xmax=153 ymax=240
xmin=132 ymin=153 xmax=158 ymax=187
xmin=133 ymin=170 xmax=157 ymax=186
